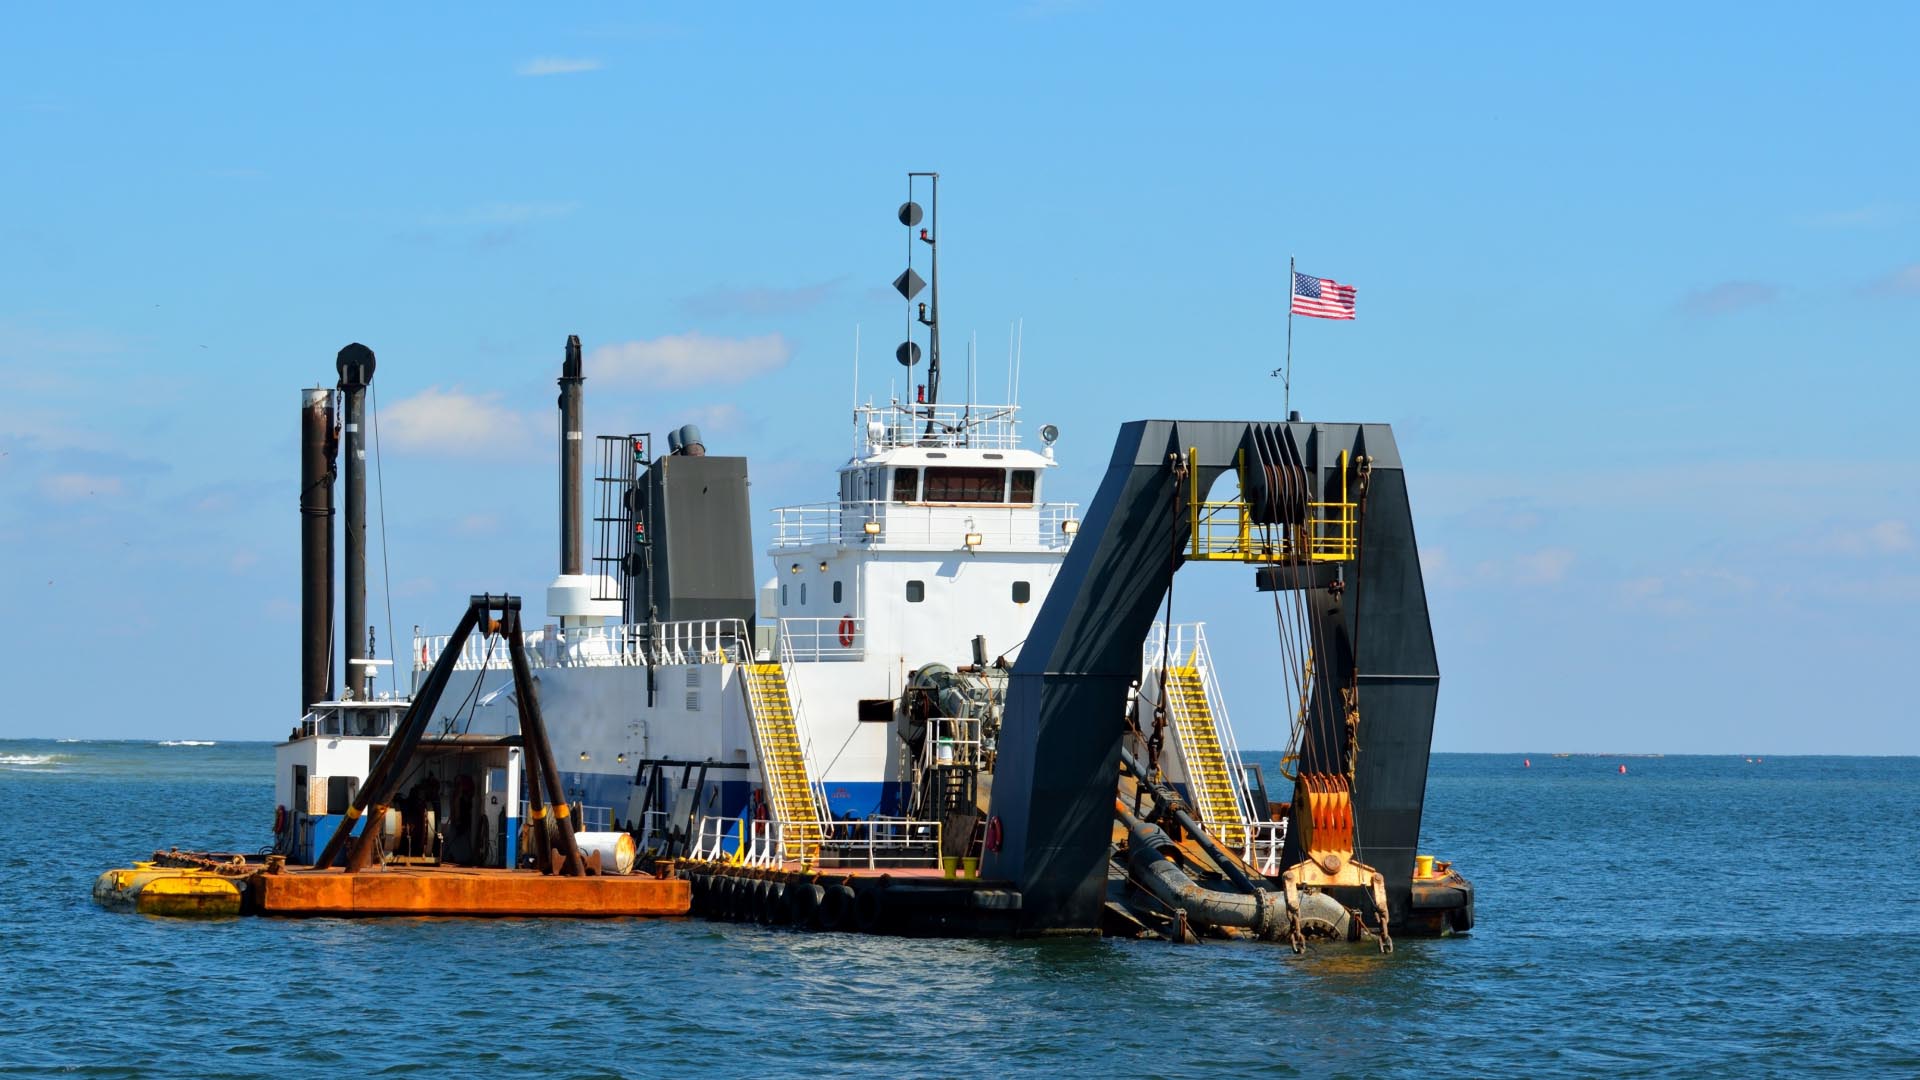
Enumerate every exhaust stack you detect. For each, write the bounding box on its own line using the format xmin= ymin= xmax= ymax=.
xmin=336 ymin=343 xmax=375 ymax=701
xmin=547 ymin=335 xmax=621 ymax=628
xmin=300 ymin=387 xmax=337 ymax=715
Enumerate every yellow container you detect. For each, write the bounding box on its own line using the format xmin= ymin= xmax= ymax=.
xmin=1414 ymin=854 xmax=1436 ymax=878
xmin=961 ymin=857 xmax=978 ymax=879
xmin=93 ymin=864 xmax=243 ymax=918
xmin=942 ymin=855 xmax=960 ymax=879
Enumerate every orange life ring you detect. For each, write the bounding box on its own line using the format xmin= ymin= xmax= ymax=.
xmin=419 ymin=641 xmax=430 ymax=667
xmin=836 ymin=617 xmax=856 ymax=647
xmin=273 ymin=805 xmax=289 ymax=834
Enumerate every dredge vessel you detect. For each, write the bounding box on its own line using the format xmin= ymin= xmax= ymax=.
xmin=98 ymin=176 xmax=1473 ymax=945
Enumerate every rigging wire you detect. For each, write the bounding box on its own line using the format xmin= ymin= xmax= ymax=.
xmin=370 ymin=379 xmax=397 ymax=701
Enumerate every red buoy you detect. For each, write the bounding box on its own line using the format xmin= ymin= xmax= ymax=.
xmin=1618 ymin=764 xmax=1627 ymax=775
xmin=1524 ymin=758 xmax=1531 ymax=768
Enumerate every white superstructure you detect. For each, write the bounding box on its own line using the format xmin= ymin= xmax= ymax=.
xmin=273 ymin=400 xmax=1078 ymax=868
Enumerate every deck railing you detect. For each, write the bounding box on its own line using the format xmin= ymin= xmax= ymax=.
xmin=689 ymin=815 xmax=943 ymax=869
xmin=415 ymin=617 xmax=752 ymax=676
xmin=778 ymin=617 xmax=865 ymax=663
xmin=770 ymin=499 xmax=1078 ymax=551
xmin=1243 ymin=820 xmax=1290 ymax=877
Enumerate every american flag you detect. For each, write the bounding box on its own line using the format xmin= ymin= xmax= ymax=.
xmin=1291 ymin=271 xmax=1357 ymax=320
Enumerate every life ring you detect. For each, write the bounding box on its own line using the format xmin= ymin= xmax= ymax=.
xmin=836 ymin=617 xmax=856 ymax=648
xmin=419 ymin=641 xmax=430 ymax=667
xmin=272 ymin=805 xmax=289 ymax=835
xmin=985 ymin=815 xmax=1003 ymax=853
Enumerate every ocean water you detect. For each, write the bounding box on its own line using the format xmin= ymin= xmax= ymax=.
xmin=1 ymin=741 xmax=1914 ymax=1078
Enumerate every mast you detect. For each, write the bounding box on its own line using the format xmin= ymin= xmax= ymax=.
xmin=895 ymin=172 xmax=942 ymax=432
xmin=921 ymin=171 xmax=941 ymax=407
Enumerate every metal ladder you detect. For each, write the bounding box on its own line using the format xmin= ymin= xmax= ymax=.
xmin=1163 ymin=665 xmax=1250 ymax=851
xmin=740 ymin=663 xmax=825 ymax=860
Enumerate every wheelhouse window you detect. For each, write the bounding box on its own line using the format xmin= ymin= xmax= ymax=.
xmin=1010 ymin=469 xmax=1036 ymax=504
xmin=1012 ymin=581 xmax=1032 ymax=604
xmin=832 ymin=581 xmax=843 ymax=604
xmin=892 ymin=467 xmax=919 ymax=503
xmin=906 ymin=580 xmax=926 ymax=603
xmin=924 ymin=466 xmax=1005 ymax=503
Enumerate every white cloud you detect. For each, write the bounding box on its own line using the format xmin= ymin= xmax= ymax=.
xmin=681 ymin=279 xmax=842 ymax=319
xmin=516 ymin=57 xmax=602 ymax=77
xmin=455 ymin=513 xmax=500 ymax=536
xmin=1802 ymin=203 xmax=1909 ymax=229
xmin=381 ymin=387 xmax=533 ymax=454
xmin=589 ymin=332 xmax=791 ymax=388
xmin=1863 ymin=264 xmax=1920 ymax=298
xmin=675 ymin=403 xmax=746 ymax=435
xmin=40 ymin=473 xmax=123 ymax=501
xmin=1834 ymin=519 xmax=1914 ymax=556
xmin=1678 ymin=281 xmax=1777 ymax=317
xmin=1512 ymin=546 xmax=1575 ymax=585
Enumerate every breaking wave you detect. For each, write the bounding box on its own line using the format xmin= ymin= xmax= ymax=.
xmin=0 ymin=754 xmax=59 ymax=767
xmin=157 ymin=740 xmax=217 ymax=747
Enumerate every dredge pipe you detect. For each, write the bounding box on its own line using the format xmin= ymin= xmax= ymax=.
xmin=1117 ymin=804 xmax=1282 ymax=935
xmin=1118 ymin=745 xmax=1263 ymax=898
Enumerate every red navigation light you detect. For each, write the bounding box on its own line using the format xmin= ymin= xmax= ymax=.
xmin=916 ymin=385 xmax=925 ymax=403
xmin=919 ymin=228 xmax=930 ymax=242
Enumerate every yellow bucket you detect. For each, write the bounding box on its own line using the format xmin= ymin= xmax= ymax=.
xmin=942 ymin=855 xmax=960 ymax=879
xmin=1414 ymin=854 xmax=1436 ymax=877
xmin=961 ymin=857 xmax=978 ymax=879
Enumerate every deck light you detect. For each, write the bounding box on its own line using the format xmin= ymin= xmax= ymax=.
xmin=863 ymin=520 xmax=882 ymax=535
xmin=819 ymin=561 xmax=829 ymax=572
xmin=1062 ymin=518 xmax=1080 ymax=535
xmin=578 ymin=751 xmax=589 ymax=762
xmin=790 ymin=563 xmax=801 ymax=574
xmin=964 ymin=532 xmax=984 ymax=549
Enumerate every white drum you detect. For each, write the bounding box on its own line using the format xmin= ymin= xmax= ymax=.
xmin=573 ymin=831 xmax=637 ymax=875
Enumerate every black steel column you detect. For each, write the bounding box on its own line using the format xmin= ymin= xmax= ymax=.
xmin=299 ymin=387 xmax=337 ymax=715
xmin=336 ymin=343 xmax=376 ymax=700
xmin=559 ymin=334 xmax=584 ymax=578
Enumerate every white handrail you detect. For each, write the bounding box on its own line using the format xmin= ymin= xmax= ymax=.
xmin=1242 ymin=820 xmax=1289 ymax=877
xmin=692 ymin=815 xmax=944 ymax=869
xmin=1141 ymin=620 xmax=1259 ymax=832
xmin=856 ymin=401 xmax=1025 ymax=451
xmin=769 ymin=499 xmax=1078 ymax=551
xmin=414 ymin=617 xmax=753 ymax=675
xmin=762 ymin=650 xmax=832 ymax=820
xmin=778 ymin=617 xmax=865 ymax=662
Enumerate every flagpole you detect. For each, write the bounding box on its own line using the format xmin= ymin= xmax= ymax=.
xmin=1284 ymin=254 xmax=1295 ymax=416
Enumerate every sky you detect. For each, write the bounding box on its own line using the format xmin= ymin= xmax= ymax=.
xmin=2 ymin=5 xmax=1915 ymax=752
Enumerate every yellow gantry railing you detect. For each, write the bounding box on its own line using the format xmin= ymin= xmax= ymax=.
xmin=1186 ymin=447 xmax=1357 ymax=563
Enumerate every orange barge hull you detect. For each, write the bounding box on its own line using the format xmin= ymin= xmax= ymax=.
xmin=251 ymin=867 xmax=689 ymax=918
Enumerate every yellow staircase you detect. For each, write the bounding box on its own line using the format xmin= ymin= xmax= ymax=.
xmin=741 ymin=663 xmax=824 ymax=859
xmin=1164 ymin=666 xmax=1249 ymax=850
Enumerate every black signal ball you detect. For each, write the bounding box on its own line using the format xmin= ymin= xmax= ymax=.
xmin=898 ymin=201 xmax=924 ymax=228
xmin=896 ymin=341 xmax=921 ymax=367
